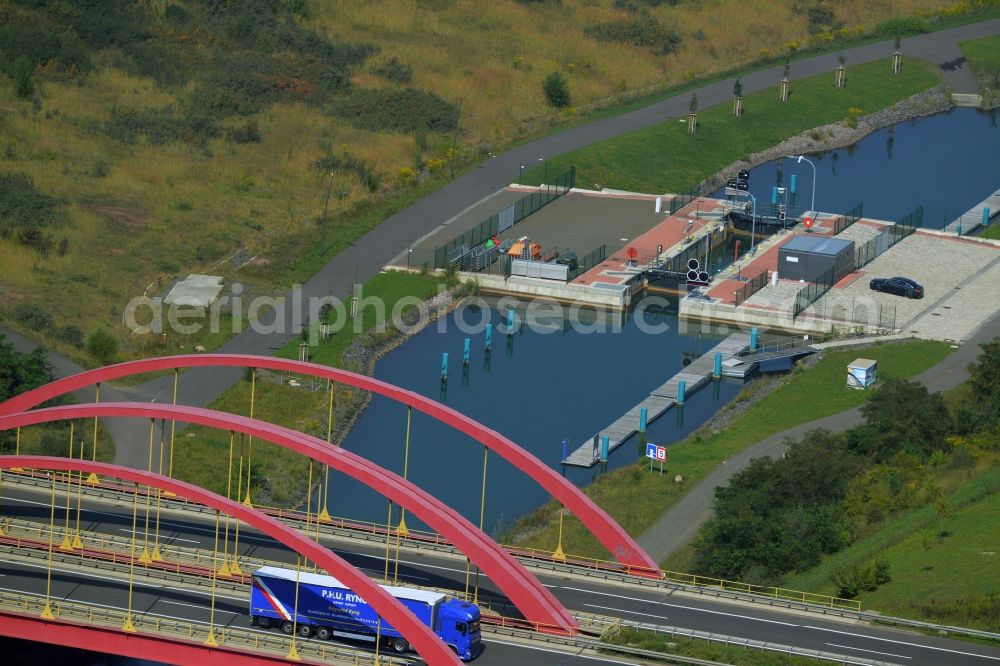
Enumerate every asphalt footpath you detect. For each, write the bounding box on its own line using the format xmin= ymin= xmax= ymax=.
xmin=637 ymin=312 xmax=1000 ymax=563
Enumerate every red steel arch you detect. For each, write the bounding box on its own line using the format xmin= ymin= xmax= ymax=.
xmin=0 ymin=455 xmax=462 ymax=666
xmin=0 ymin=354 xmax=657 ymax=571
xmin=0 ymin=404 xmax=576 ymax=632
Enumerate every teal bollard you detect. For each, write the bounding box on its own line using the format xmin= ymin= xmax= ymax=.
xmin=441 ymin=352 xmax=448 ymax=381
xmin=600 ymin=435 xmax=609 ymax=462
xmin=713 ymin=352 xmax=722 ymax=379
xmin=639 ymin=407 xmax=648 ymax=433
xmin=750 ymin=327 xmax=758 ymax=351
xmin=463 ymin=338 xmax=471 ymax=366
xmin=677 ymin=379 xmax=686 ymax=405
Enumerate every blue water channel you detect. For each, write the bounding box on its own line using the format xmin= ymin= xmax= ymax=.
xmin=721 ymin=107 xmax=1000 ymax=226
xmin=326 ymin=299 xmax=741 ymax=536
xmin=326 ymin=107 xmax=1000 ymax=537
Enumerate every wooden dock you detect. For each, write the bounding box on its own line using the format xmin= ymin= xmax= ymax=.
xmin=943 ymin=188 xmax=1000 ymax=235
xmin=562 ymin=332 xmax=750 ymax=468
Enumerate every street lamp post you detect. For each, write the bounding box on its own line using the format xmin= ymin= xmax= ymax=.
xmin=747 ymin=192 xmax=758 ymax=253
xmin=786 ymin=155 xmax=816 ymax=215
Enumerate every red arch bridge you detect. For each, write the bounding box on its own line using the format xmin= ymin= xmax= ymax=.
xmin=0 ymin=355 xmax=658 ymax=665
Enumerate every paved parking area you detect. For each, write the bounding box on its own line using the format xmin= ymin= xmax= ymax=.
xmin=390 ymin=187 xmax=665 ymax=270
xmin=808 ymin=231 xmax=1000 ymax=340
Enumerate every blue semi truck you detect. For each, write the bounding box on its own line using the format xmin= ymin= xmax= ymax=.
xmin=250 ymin=566 xmax=482 ymax=660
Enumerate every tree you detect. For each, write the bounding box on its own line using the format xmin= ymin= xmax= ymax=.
xmin=85 ymin=327 xmax=119 ymax=365
xmin=853 ymin=378 xmax=951 ymax=460
xmin=542 ymin=71 xmax=570 ymax=108
xmin=13 ymin=55 xmax=35 ymax=100
xmin=955 ymin=337 xmax=1000 ymax=431
xmin=689 ymin=92 xmax=698 ymax=114
xmin=733 ymin=77 xmax=743 ymax=98
xmin=783 ymin=58 xmax=791 ymax=80
xmin=0 ymin=335 xmax=53 ymax=402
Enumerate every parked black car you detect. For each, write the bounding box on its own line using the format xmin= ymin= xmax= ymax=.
xmin=869 ymin=276 xmax=924 ymax=298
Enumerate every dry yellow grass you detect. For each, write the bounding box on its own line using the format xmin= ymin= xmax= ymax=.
xmin=0 ymin=0 xmax=984 ymax=350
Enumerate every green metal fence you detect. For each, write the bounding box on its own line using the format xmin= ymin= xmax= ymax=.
xmin=433 ymin=167 xmax=576 ymax=268
xmin=734 ymin=269 xmax=769 ymax=306
xmin=833 ymin=202 xmax=864 ymax=235
xmin=569 ymin=244 xmax=607 ymax=280
xmin=792 ymin=266 xmax=835 ymax=319
xmin=855 ymin=205 xmax=920 ymax=270
xmin=669 ymin=183 xmax=702 ymax=215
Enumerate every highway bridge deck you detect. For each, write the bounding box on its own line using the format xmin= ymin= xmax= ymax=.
xmin=562 ymin=332 xmax=749 ymax=467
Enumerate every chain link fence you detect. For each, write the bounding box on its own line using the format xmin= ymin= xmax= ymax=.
xmin=734 ymin=269 xmax=769 ymax=306
xmin=832 ymin=202 xmax=864 ymax=235
xmin=433 ymin=167 xmax=576 ymax=269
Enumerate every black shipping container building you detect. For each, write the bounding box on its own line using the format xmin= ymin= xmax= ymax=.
xmin=777 ymin=235 xmax=855 ymax=284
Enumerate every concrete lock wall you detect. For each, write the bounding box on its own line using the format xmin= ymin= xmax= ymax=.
xmin=465 ymin=272 xmax=629 ymax=309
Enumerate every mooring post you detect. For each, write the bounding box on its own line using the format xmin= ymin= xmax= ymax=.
xmin=463 ymin=338 xmax=471 ymax=366
xmin=677 ymin=380 xmax=686 ymax=405
xmin=639 ymin=407 xmax=648 ymax=433
xmin=600 ymin=435 xmax=609 ymax=463
xmin=441 ymin=353 xmax=448 ymax=381
xmin=506 ymin=308 xmax=515 ymax=333
xmin=562 ymin=437 xmax=567 ymax=463
xmin=750 ymin=327 xmax=758 ymax=351
xmin=713 ymin=352 xmax=722 ymax=380
xmin=485 ymin=323 xmax=493 ymax=351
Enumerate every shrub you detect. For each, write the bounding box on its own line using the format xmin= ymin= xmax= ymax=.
xmin=13 ymin=55 xmax=34 ymax=99
xmin=873 ymin=16 xmax=930 ymax=36
xmin=12 ymin=303 xmax=53 ymax=332
xmin=374 ymin=57 xmax=413 ymax=85
xmin=583 ymin=16 xmax=681 ymax=56
xmin=104 ymin=106 xmax=219 ymax=145
xmin=312 ymin=151 xmax=382 ymax=193
xmin=543 ymin=71 xmax=571 ymax=108
xmin=0 ymin=174 xmax=62 ymax=234
xmin=85 ymin=327 xmax=119 ymax=365
xmin=57 ymin=324 xmax=84 ymax=348
xmin=226 ymin=119 xmax=262 ymax=144
xmin=0 ymin=23 xmax=91 ymax=76
xmin=328 ymin=88 xmax=459 ymax=133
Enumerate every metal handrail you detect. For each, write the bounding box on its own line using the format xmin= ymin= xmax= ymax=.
xmin=0 ymin=589 xmax=410 ymax=665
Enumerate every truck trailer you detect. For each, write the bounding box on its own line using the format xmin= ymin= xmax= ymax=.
xmin=250 ymin=566 xmax=481 ymax=660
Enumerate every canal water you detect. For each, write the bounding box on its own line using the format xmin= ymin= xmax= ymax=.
xmin=328 ymin=107 xmax=1000 ymax=537
xmin=327 ymin=298 xmax=741 ymax=536
xmin=720 ymin=107 xmax=1000 ymax=226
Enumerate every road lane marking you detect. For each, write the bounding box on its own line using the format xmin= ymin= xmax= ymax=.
xmin=0 ymin=558 xmax=246 ymax=603
xmin=560 ymin=586 xmax=798 ymax=627
xmin=160 ymin=599 xmax=237 ymax=614
xmin=488 ymin=638 xmax=641 ymax=664
xmin=805 ymin=626 xmax=1000 ymax=661
xmin=583 ymin=603 xmax=670 ymax=622
xmin=826 ymin=642 xmax=911 ymax=659
xmin=118 ymin=528 xmax=199 ymax=544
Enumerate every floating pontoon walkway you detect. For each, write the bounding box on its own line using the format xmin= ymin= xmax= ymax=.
xmin=562 ymin=332 xmax=750 ymax=468
xmin=943 ymin=188 xmax=1000 ymax=235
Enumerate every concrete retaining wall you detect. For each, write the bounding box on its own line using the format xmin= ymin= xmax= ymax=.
xmin=465 ymin=272 xmax=630 ymax=309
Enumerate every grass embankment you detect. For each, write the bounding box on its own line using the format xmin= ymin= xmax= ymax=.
xmin=960 ymin=34 xmax=1000 ymax=81
xmin=785 ymin=466 xmax=1000 ymax=630
xmin=168 ymin=271 xmax=443 ymax=508
xmin=171 ymin=377 xmax=329 ymax=508
xmin=603 ymin=626 xmax=843 ymax=666
xmin=275 ymin=270 xmax=445 ymax=367
xmin=2 ymin=1 xmax=993 ymax=359
xmin=509 ymin=340 xmax=953 ymax=562
xmin=521 ymin=59 xmax=939 ymax=193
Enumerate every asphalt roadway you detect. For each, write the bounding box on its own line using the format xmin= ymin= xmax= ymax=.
xmin=637 ymin=305 xmax=1000 ymax=562
xmin=2 ymin=484 xmax=999 ymax=666
xmin=4 ymin=20 xmax=992 ymax=472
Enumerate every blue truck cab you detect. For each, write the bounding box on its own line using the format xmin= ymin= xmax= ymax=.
xmin=250 ymin=566 xmax=481 ymax=660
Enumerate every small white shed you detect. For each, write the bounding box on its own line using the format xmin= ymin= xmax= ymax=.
xmin=847 ymin=358 xmax=877 ymax=389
